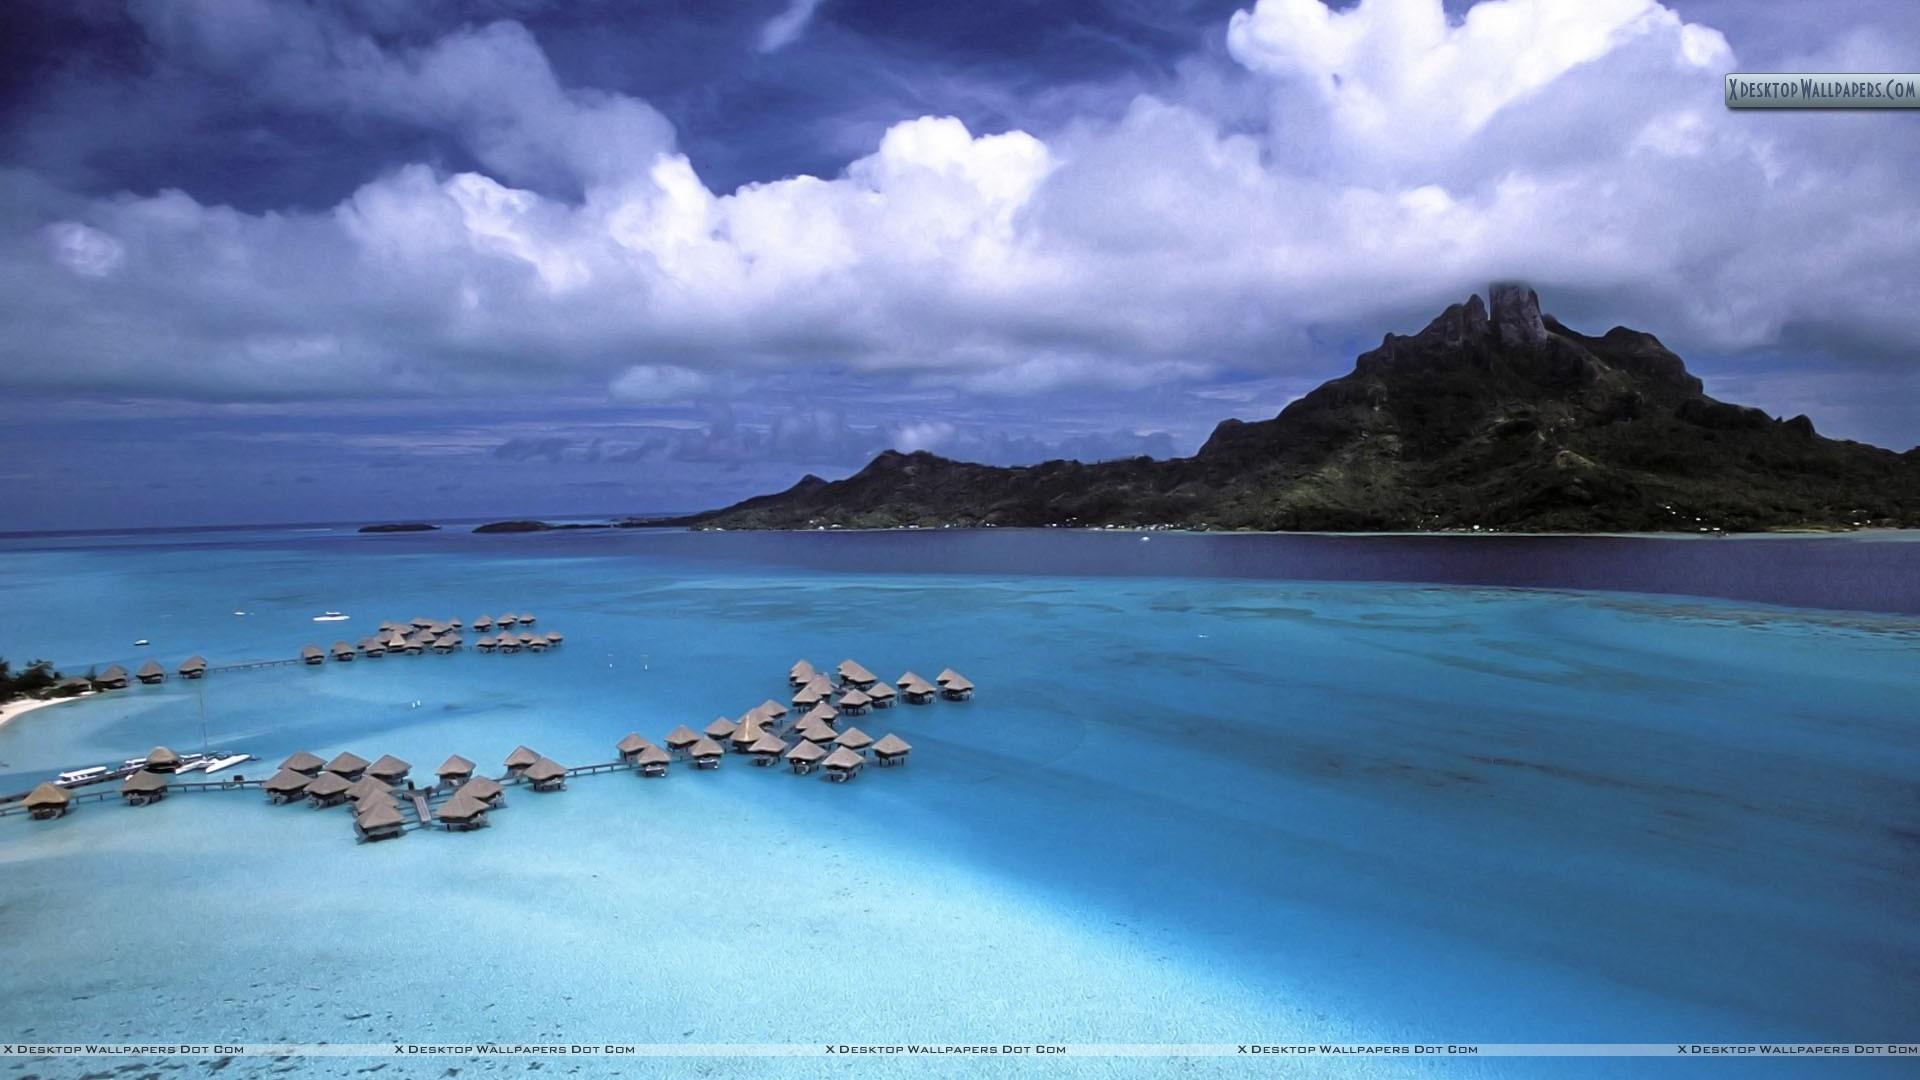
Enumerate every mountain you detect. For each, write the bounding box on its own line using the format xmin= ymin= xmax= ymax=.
xmin=664 ymin=285 xmax=1919 ymax=532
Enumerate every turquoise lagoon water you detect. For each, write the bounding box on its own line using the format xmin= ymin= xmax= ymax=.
xmin=0 ymin=528 xmax=1916 ymax=1078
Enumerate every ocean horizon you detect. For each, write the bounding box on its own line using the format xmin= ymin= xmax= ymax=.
xmin=0 ymin=528 xmax=1915 ymax=1078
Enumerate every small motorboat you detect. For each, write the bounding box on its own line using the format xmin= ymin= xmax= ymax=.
xmin=202 ymin=753 xmax=253 ymax=774
xmin=133 ymin=639 xmax=150 ymax=646
xmin=312 ymin=611 xmax=350 ymax=622
xmin=173 ymin=754 xmax=212 ymax=774
xmin=56 ymin=766 xmax=110 ymax=787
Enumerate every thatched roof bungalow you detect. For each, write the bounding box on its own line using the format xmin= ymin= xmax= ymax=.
xmin=504 ymin=746 xmax=541 ymax=775
xmin=331 ymin=641 xmax=356 ymax=661
xmin=836 ymin=688 xmax=872 ymax=715
xmin=616 ymin=733 xmax=652 ymax=763
xmin=865 ymin=681 xmax=896 ymax=707
xmin=730 ymin=716 xmax=764 ymax=754
xmin=463 ymin=774 xmax=505 ymax=805
xmin=145 ymin=746 xmax=182 ymax=773
xmin=940 ymin=673 xmax=975 ymax=701
xmin=690 ymin=737 xmax=724 ymax=769
xmin=518 ymin=612 xmax=537 ymax=625
xmin=801 ymin=703 xmax=839 ymax=729
xmin=834 ymin=727 xmax=874 ymax=753
xmin=347 ymin=775 xmax=394 ymax=803
xmin=786 ymin=739 xmax=827 ymax=774
xmin=24 ymin=782 xmax=71 ymax=819
xmin=97 ymin=665 xmax=129 ymax=689
xmin=473 ymin=615 xmax=494 ymax=630
xmin=822 ymin=746 xmax=866 ymax=782
xmin=178 ymin=655 xmax=208 ymax=679
xmin=326 ymin=751 xmax=370 ymax=779
xmin=475 ymin=635 xmax=498 ymax=652
xmin=544 ymin=631 xmax=563 ymax=646
xmin=836 ymin=659 xmax=879 ymax=688
xmin=789 ymin=659 xmax=817 ymax=687
xmin=437 ymin=755 xmax=476 ymax=783
xmin=263 ymin=768 xmax=311 ymax=803
xmin=436 ymin=789 xmax=491 ymax=831
xmin=704 ymin=715 xmax=738 ymax=742
xmin=280 ymin=750 xmax=326 ymax=775
xmin=136 ymin=660 xmax=166 ymax=685
xmin=121 ymin=769 xmax=169 ymax=806
xmin=354 ymin=797 xmax=406 ymax=841
xmin=525 ymin=757 xmax=567 ymax=792
xmin=872 ymin=733 xmax=912 ymax=766
xmin=664 ymin=725 xmax=701 ymax=753
xmin=747 ymin=733 xmax=788 ymax=766
xmin=358 ymin=637 xmax=386 ymax=657
xmin=305 ymin=770 xmax=351 ymax=806
xmin=300 ymin=644 xmax=324 ymax=665
xmin=753 ymin=699 xmax=789 ymax=723
xmin=636 ymin=744 xmax=670 ymax=777
xmin=898 ymin=673 xmax=937 ymax=704
xmin=367 ymin=754 xmax=412 ymax=783
xmin=799 ymin=722 xmax=838 ymax=744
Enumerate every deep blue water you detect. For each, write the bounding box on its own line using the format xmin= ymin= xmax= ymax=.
xmin=0 ymin=526 xmax=1915 ymax=1078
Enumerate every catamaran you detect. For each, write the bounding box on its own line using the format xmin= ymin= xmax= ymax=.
xmin=202 ymin=753 xmax=253 ymax=774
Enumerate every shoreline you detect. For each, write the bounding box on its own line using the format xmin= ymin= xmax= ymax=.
xmin=0 ymin=694 xmax=88 ymax=731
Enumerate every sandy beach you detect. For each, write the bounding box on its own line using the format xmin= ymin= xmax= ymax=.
xmin=0 ymin=694 xmax=86 ymax=731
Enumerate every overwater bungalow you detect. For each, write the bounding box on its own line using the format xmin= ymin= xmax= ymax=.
xmin=504 ymin=746 xmax=541 ymax=776
xmin=178 ymin=655 xmax=208 ymax=679
xmin=866 ymin=682 xmax=896 ymax=708
xmin=473 ymin=615 xmax=494 ymax=630
xmin=800 ymin=722 xmax=838 ymax=745
xmin=300 ymin=644 xmax=324 ymax=665
xmin=872 ymin=733 xmax=912 ymax=766
xmin=121 ymin=769 xmax=169 ymax=806
xmin=792 ymin=684 xmax=827 ymax=711
xmin=448 ymin=618 xmax=463 ymax=629
xmin=410 ymin=617 xmax=435 ymax=629
xmin=463 ymin=774 xmax=505 ymax=805
xmin=636 ymin=744 xmax=670 ymax=777
xmin=384 ymin=631 xmax=410 ymax=652
xmin=836 ymin=660 xmax=879 ymax=689
xmin=432 ymin=634 xmax=460 ymax=654
xmin=800 ymin=703 xmax=839 ymax=729
xmin=305 ymin=771 xmax=351 ymax=807
xmin=836 ymin=688 xmax=872 ymax=715
xmin=404 ymin=633 xmax=432 ymax=654
xmin=498 ymin=612 xmax=519 ymax=627
xmin=519 ymin=613 xmax=537 ymax=625
xmin=367 ymin=754 xmax=411 ymax=784
xmin=789 ymin=659 xmax=817 ymax=687
xmin=145 ymin=746 xmax=182 ymax=773
xmin=136 ymin=660 xmax=166 ymax=685
xmin=940 ymin=673 xmax=975 ymax=701
xmin=616 ymin=733 xmax=651 ymax=764
xmin=358 ymin=637 xmax=386 ymax=658
xmin=704 ymin=715 xmax=738 ymax=743
xmin=543 ymin=631 xmax=563 ymax=646
xmin=822 ymin=747 xmax=866 ymax=783
xmin=354 ymin=798 xmax=406 ymax=842
xmin=495 ymin=635 xmax=521 ymax=654
xmin=664 ymin=725 xmax=701 ymax=756
xmin=437 ymin=755 xmax=476 ymax=784
xmin=834 ymin=727 xmax=875 ymax=754
xmin=747 ymin=733 xmax=788 ymax=766
xmin=730 ymin=716 xmax=765 ymax=755
xmin=753 ymin=699 xmax=790 ymax=724
xmin=378 ymin=621 xmax=400 ymax=633
xmin=897 ymin=673 xmax=937 ymax=705
xmin=280 ymin=750 xmax=326 ymax=776
xmin=263 ymin=768 xmax=311 ymax=803
xmin=347 ymin=775 xmax=393 ymax=804
xmin=786 ymin=740 xmax=827 ymax=775
xmin=689 ymin=738 xmax=724 ymax=769
xmin=97 ymin=665 xmax=129 ymax=690
xmin=435 ymin=789 xmax=490 ymax=831
xmin=326 ymin=751 xmax=370 ymax=779
xmin=475 ymin=635 xmax=498 ymax=652
xmin=331 ymin=641 xmax=356 ymax=662
xmin=524 ymin=634 xmax=547 ymax=652
xmin=525 ymin=757 xmax=567 ymax=792
xmin=24 ymin=782 xmax=71 ymax=820
xmin=935 ymin=668 xmax=962 ymax=686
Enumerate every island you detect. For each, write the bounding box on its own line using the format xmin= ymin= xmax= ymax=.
xmin=649 ymin=285 xmax=1919 ymax=534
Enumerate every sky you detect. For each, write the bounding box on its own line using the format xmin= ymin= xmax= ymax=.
xmin=2 ymin=0 xmax=1917 ymax=530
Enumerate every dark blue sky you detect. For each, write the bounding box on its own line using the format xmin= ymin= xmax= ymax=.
xmin=3 ymin=0 xmax=1917 ymax=529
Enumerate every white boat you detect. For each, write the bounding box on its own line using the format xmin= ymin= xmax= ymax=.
xmin=312 ymin=612 xmax=350 ymax=622
xmin=133 ymin=639 xmax=150 ymax=646
xmin=121 ymin=756 xmax=149 ymax=770
xmin=202 ymin=753 xmax=253 ymax=774
xmin=173 ymin=754 xmax=211 ymax=774
xmin=56 ymin=766 xmax=110 ymax=786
